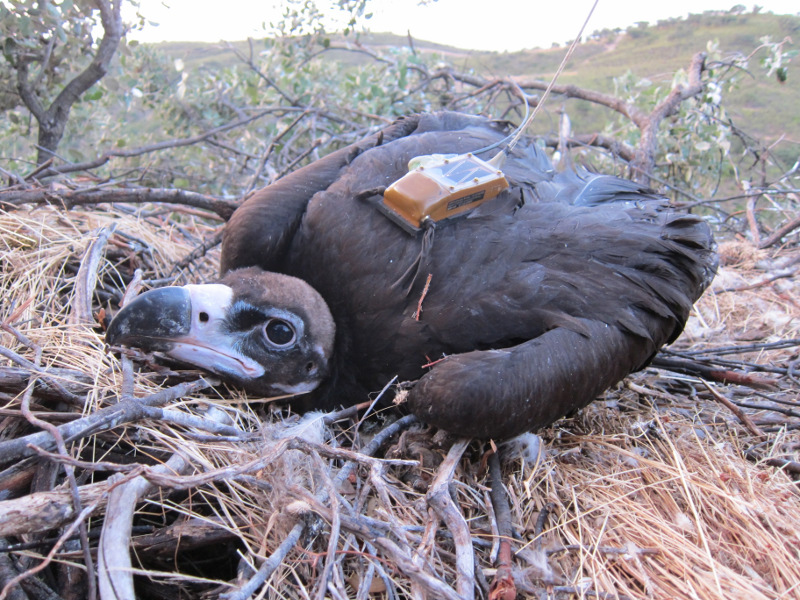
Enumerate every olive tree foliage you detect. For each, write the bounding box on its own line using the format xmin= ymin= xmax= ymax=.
xmin=1 ymin=0 xmax=439 ymax=194
xmin=0 ymin=0 xmax=141 ymax=165
xmin=0 ymin=0 xmax=797 ymax=246
xmin=597 ymin=36 xmax=797 ymax=240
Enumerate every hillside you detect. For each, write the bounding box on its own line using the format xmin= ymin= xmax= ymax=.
xmin=157 ymin=10 xmax=800 ymax=156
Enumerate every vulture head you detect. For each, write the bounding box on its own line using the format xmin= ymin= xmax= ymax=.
xmin=107 ymin=112 xmax=717 ymax=439
xmin=107 ymin=268 xmax=335 ymax=398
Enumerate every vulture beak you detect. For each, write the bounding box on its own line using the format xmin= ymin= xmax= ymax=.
xmin=106 ymin=284 xmax=265 ymax=380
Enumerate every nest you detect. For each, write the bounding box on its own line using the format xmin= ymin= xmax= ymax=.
xmin=0 ymin=204 xmax=798 ymax=600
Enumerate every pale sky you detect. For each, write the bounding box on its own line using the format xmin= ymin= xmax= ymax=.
xmin=128 ymin=0 xmax=799 ymax=52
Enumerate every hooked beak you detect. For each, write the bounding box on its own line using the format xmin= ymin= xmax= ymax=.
xmin=106 ymin=284 xmax=265 ymax=380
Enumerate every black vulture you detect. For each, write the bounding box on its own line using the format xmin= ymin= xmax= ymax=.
xmin=107 ymin=112 xmax=717 ymax=439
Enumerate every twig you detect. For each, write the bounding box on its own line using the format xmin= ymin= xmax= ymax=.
xmin=487 ymin=451 xmax=516 ymax=600
xmin=0 ymin=378 xmax=216 ymax=465
xmin=170 ymin=229 xmax=225 ymax=275
xmin=287 ymin=438 xmax=418 ymax=470
xmin=746 ymin=194 xmax=762 ymax=247
xmin=70 ymin=224 xmax=116 ymax=325
xmin=221 ymin=522 xmax=304 ymax=600
xmin=545 ymin=544 xmax=660 ymax=557
xmin=701 ymin=380 xmax=766 ymax=438
xmin=222 ymin=415 xmax=420 ymax=600
xmin=650 ymin=356 xmax=776 ymax=390
xmin=244 ymin=110 xmax=310 ymax=196
xmin=313 ymin=452 xmax=342 ymax=600
xmin=668 ymin=339 xmax=800 ymax=357
xmin=716 ymin=269 xmax=796 ymax=293
xmin=97 ymin=452 xmax=190 ymax=600
xmin=760 ymin=214 xmax=800 ymax=248
xmin=299 ymin=494 xmax=464 ymax=600
xmin=426 ymin=438 xmax=474 ymax=600
xmin=414 ymin=273 xmax=433 ymax=321
xmin=0 ymin=186 xmax=239 ymax=220
xmin=745 ymin=454 xmax=800 ymax=476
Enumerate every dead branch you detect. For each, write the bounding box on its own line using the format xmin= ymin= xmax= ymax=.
xmin=97 ymin=448 xmax=192 ymax=599
xmin=0 ymin=477 xmax=115 ymax=538
xmin=746 ymin=195 xmax=762 ymax=247
xmin=430 ymin=51 xmax=708 ymax=184
xmin=0 ymin=378 xmax=216 ymax=465
xmin=488 ymin=451 xmax=516 ymax=600
xmin=630 ymin=51 xmax=706 ymax=183
xmin=759 ymin=214 xmax=800 ymax=248
xmin=649 ymin=356 xmax=777 ymax=390
xmin=0 ymin=186 xmax=238 ymax=220
xmin=702 ymin=381 xmax=766 ymax=438
xmin=0 ymin=365 xmax=92 ymax=405
xmin=426 ymin=438 xmax=474 ymax=600
xmin=716 ymin=269 xmax=796 ymax=293
xmin=70 ymin=224 xmax=116 ymax=326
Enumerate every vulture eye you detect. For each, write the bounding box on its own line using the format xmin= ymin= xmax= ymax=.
xmin=264 ymin=319 xmax=296 ymax=347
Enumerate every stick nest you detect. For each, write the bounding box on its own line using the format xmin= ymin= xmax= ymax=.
xmin=0 ymin=204 xmax=798 ymax=600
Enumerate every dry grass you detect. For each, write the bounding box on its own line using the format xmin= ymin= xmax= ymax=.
xmin=0 ymin=204 xmax=798 ymax=600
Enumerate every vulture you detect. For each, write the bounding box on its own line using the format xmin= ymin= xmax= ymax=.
xmin=107 ymin=112 xmax=717 ymax=439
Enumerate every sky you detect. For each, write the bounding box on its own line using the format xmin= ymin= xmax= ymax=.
xmin=127 ymin=0 xmax=800 ymax=52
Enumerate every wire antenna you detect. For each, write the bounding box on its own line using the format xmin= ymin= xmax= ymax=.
xmin=488 ymin=0 xmax=600 ymax=167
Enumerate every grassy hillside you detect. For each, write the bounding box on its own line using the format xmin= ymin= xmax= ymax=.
xmin=156 ymin=10 xmax=799 ymax=155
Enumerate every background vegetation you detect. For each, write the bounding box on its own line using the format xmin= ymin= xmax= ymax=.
xmin=1 ymin=2 xmax=798 ymax=243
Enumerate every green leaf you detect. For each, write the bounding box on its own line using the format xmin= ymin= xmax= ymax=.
xmin=84 ymin=88 xmax=103 ymax=101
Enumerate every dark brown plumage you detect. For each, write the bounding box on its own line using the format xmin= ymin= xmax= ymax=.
xmin=107 ymin=112 xmax=717 ymax=439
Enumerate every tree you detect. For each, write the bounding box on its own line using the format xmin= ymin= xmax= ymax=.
xmin=1 ymin=0 xmax=127 ymax=164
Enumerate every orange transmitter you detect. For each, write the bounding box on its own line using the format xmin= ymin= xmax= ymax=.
xmin=380 ymin=153 xmax=509 ymax=233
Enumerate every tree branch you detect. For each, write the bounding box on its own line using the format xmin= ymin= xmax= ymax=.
xmin=0 ymin=186 xmax=238 ymax=220
xmin=632 ymin=51 xmax=707 ymax=183
xmin=33 ymin=0 xmax=125 ymax=164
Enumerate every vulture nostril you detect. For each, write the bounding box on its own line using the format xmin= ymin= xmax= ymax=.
xmin=306 ymin=361 xmax=317 ymax=374
xmin=199 ymin=312 xmax=209 ymax=323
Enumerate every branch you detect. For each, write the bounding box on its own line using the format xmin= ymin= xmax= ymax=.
xmin=30 ymin=107 xmax=283 ymax=178
xmin=14 ymin=51 xmax=47 ymax=122
xmin=631 ymin=51 xmax=707 ymax=184
xmin=426 ymin=438 xmax=474 ymax=600
xmin=759 ymin=214 xmax=800 ymax=248
xmin=488 ymin=451 xmax=516 ymax=600
xmin=0 ymin=378 xmax=216 ymax=466
xmin=514 ymin=77 xmax=649 ymax=127
xmin=33 ymin=0 xmax=125 ymax=163
xmin=0 ymin=187 xmax=238 ymax=220
xmin=432 ymin=69 xmax=647 ymax=127
xmin=540 ymin=134 xmax=636 ymax=163
xmin=427 ymin=52 xmax=708 ymax=184
xmin=70 ymin=224 xmax=116 ymax=325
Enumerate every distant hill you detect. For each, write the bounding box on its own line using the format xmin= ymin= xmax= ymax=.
xmin=156 ymin=10 xmax=800 ymax=158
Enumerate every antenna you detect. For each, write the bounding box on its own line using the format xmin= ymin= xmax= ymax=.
xmin=488 ymin=0 xmax=599 ymax=169
xmin=378 ymin=0 xmax=601 ymax=233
